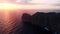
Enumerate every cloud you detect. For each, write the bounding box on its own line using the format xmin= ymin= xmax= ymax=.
xmin=52 ymin=1 xmax=60 ymax=6
xmin=53 ymin=3 xmax=60 ymax=6
xmin=5 ymin=0 xmax=60 ymax=7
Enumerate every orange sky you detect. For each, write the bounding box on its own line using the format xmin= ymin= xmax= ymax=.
xmin=0 ymin=3 xmax=60 ymax=10
xmin=0 ymin=0 xmax=60 ymax=10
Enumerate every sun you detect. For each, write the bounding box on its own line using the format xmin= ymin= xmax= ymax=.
xmin=3 ymin=3 xmax=9 ymax=8
xmin=3 ymin=3 xmax=11 ymax=9
xmin=1 ymin=3 xmax=21 ymax=10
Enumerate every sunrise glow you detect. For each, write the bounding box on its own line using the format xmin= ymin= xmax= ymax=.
xmin=0 ymin=0 xmax=59 ymax=10
xmin=0 ymin=0 xmax=59 ymax=34
xmin=3 ymin=3 xmax=10 ymax=9
xmin=0 ymin=3 xmax=20 ymax=10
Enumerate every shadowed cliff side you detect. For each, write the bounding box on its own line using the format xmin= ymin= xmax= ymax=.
xmin=22 ymin=13 xmax=53 ymax=34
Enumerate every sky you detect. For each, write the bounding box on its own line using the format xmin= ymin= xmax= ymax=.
xmin=7 ymin=0 xmax=60 ymax=5
xmin=0 ymin=0 xmax=60 ymax=10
